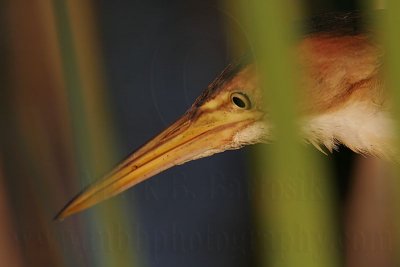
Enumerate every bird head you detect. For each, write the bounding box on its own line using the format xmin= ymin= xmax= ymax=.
xmin=56 ymin=12 xmax=388 ymax=220
xmin=55 ymin=60 xmax=270 ymax=220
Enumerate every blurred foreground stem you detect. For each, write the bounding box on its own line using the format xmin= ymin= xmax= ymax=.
xmin=236 ymin=1 xmax=339 ymax=266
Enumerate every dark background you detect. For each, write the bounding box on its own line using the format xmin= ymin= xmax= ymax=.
xmin=95 ymin=1 xmax=358 ymax=266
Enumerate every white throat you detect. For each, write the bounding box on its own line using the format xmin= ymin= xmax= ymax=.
xmin=302 ymin=102 xmax=395 ymax=159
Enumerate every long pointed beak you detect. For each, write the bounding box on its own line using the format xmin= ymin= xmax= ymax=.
xmin=55 ymin=105 xmax=259 ymax=220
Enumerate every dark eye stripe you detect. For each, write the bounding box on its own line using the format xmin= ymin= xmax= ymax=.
xmin=231 ymin=92 xmax=251 ymax=109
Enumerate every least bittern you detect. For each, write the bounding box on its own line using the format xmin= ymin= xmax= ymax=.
xmin=55 ymin=12 xmax=394 ymax=220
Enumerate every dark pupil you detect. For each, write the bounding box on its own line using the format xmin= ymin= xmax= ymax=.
xmin=232 ymin=96 xmax=247 ymax=108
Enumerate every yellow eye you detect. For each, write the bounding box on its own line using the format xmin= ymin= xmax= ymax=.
xmin=231 ymin=92 xmax=251 ymax=109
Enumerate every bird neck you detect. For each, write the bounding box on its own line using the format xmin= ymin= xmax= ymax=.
xmin=302 ymin=101 xmax=395 ymax=159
